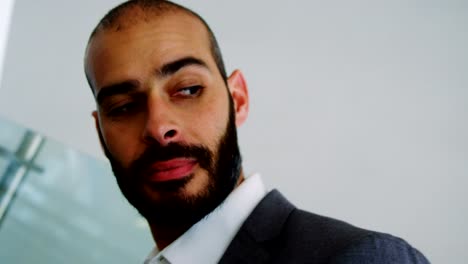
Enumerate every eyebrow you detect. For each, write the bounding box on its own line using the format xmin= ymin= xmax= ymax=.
xmin=95 ymin=56 xmax=209 ymax=105
xmin=159 ymin=56 xmax=209 ymax=77
xmin=96 ymin=81 xmax=138 ymax=106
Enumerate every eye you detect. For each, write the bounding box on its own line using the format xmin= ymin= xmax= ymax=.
xmin=107 ymin=102 xmax=138 ymax=117
xmin=174 ymin=85 xmax=203 ymax=97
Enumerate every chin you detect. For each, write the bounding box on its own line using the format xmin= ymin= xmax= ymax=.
xmin=186 ymin=169 xmax=211 ymax=189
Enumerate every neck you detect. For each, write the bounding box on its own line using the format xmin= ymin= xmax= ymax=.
xmin=148 ymin=171 xmax=245 ymax=250
xmin=149 ymin=222 xmax=190 ymax=250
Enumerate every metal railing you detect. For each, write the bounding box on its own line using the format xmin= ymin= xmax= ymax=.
xmin=0 ymin=130 xmax=44 ymax=224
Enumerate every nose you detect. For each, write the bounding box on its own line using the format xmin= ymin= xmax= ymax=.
xmin=141 ymin=95 xmax=180 ymax=146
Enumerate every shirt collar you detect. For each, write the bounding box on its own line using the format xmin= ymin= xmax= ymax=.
xmin=144 ymin=174 xmax=266 ymax=264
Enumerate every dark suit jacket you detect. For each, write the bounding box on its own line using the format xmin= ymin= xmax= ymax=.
xmin=219 ymin=190 xmax=429 ymax=264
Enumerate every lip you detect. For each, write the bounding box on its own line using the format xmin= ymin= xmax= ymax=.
xmin=147 ymin=158 xmax=197 ymax=182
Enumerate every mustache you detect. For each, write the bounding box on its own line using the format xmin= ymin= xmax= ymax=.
xmin=130 ymin=142 xmax=213 ymax=178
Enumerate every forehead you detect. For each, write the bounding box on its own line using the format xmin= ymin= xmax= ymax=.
xmin=86 ymin=11 xmax=213 ymax=90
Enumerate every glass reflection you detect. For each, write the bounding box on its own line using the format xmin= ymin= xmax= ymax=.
xmin=0 ymin=117 xmax=153 ymax=263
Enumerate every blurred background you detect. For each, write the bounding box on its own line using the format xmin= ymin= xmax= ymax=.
xmin=0 ymin=0 xmax=467 ymax=263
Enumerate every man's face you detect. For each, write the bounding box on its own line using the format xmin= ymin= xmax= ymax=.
xmin=85 ymin=11 xmax=248 ymax=226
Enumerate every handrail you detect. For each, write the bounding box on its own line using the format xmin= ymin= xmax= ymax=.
xmin=0 ymin=130 xmax=44 ymax=224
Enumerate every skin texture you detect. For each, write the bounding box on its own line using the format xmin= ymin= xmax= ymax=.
xmin=85 ymin=10 xmax=249 ymax=249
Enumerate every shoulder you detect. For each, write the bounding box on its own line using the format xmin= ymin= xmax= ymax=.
xmin=329 ymin=232 xmax=430 ymax=264
xmin=280 ymin=209 xmax=429 ymax=263
xmin=227 ymin=190 xmax=429 ymax=263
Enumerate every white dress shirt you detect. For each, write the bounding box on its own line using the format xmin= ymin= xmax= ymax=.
xmin=144 ymin=174 xmax=267 ymax=264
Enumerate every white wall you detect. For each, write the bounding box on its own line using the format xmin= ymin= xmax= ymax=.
xmin=0 ymin=0 xmax=15 ymax=84
xmin=1 ymin=0 xmax=467 ymax=262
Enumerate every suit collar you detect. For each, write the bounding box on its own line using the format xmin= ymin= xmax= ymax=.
xmin=219 ymin=190 xmax=295 ymax=264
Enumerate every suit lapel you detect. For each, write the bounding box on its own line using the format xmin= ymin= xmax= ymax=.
xmin=218 ymin=190 xmax=295 ymax=264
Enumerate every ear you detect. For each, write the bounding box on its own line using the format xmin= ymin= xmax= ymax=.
xmin=227 ymin=69 xmax=249 ymax=127
xmin=92 ymin=110 xmax=107 ymax=154
xmin=92 ymin=110 xmax=99 ymax=131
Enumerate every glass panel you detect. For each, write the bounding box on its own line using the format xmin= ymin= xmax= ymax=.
xmin=0 ymin=118 xmax=153 ymax=263
xmin=0 ymin=118 xmax=26 ymax=181
xmin=0 ymin=158 xmax=8 ymax=182
xmin=0 ymin=117 xmax=25 ymax=152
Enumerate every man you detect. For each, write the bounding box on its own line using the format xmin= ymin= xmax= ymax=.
xmin=84 ymin=0 xmax=430 ymax=263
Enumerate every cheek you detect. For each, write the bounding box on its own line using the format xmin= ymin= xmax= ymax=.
xmin=189 ymin=94 xmax=230 ymax=146
xmin=101 ymin=121 xmax=142 ymax=168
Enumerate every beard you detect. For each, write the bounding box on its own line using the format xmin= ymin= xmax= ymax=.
xmin=98 ymin=98 xmax=242 ymax=228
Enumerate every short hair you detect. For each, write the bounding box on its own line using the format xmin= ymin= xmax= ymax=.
xmin=85 ymin=0 xmax=228 ymax=93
